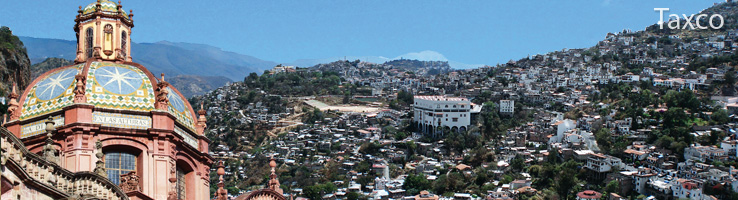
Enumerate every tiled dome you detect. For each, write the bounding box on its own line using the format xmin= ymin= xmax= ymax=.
xmin=19 ymin=61 xmax=196 ymax=132
xmin=82 ymin=0 xmax=128 ymax=19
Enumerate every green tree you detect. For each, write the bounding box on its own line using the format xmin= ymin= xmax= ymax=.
xmin=663 ymin=107 xmax=688 ymax=128
xmin=712 ymin=109 xmax=730 ymax=125
xmin=346 ymin=192 xmax=360 ymax=200
xmin=403 ymin=174 xmax=430 ymax=195
xmin=605 ymin=180 xmax=620 ymax=194
xmin=303 ymin=185 xmax=322 ymax=200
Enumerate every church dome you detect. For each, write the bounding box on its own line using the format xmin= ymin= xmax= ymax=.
xmin=18 ymin=61 xmax=197 ymax=133
xmin=82 ymin=0 xmax=128 ymax=19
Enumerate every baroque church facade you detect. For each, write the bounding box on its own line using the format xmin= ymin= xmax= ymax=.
xmin=1 ymin=1 xmax=214 ymax=199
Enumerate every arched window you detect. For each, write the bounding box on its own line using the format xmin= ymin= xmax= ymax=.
xmin=121 ymin=31 xmax=127 ymax=58
xmin=105 ymin=152 xmax=136 ymax=184
xmin=104 ymin=24 xmax=113 ymax=53
xmin=85 ymin=28 xmax=94 ymax=58
xmin=176 ymin=167 xmax=186 ymax=199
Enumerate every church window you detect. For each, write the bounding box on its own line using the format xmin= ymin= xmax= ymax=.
xmin=177 ymin=167 xmax=187 ymax=199
xmin=105 ymin=152 xmax=136 ymax=185
xmin=121 ymin=31 xmax=127 ymax=57
xmin=85 ymin=28 xmax=94 ymax=58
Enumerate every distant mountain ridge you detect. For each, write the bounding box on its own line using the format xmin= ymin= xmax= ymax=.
xmin=19 ymin=37 xmax=482 ymax=98
xmin=19 ymin=36 xmax=276 ymax=81
xmin=286 ymin=50 xmax=484 ymax=69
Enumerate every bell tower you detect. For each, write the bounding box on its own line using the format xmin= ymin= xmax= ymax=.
xmin=74 ymin=0 xmax=134 ymax=63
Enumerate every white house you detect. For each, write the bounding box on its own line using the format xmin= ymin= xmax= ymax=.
xmin=413 ymin=96 xmax=474 ymax=136
xmin=500 ymin=100 xmax=515 ymax=114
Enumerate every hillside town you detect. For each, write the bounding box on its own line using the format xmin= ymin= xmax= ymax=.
xmin=4 ymin=1 xmax=738 ymax=200
xmin=188 ymin=2 xmax=738 ymax=200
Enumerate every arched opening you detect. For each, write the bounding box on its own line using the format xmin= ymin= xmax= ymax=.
xmin=85 ymin=27 xmax=94 ymax=58
xmin=176 ymin=166 xmax=187 ymax=199
xmin=103 ymin=144 xmax=143 ymax=185
xmin=176 ymin=157 xmax=196 ymax=200
xmin=121 ymin=31 xmax=127 ymax=58
xmin=103 ymin=24 xmax=113 ymax=54
xmin=451 ymin=126 xmax=458 ymax=133
xmin=459 ymin=126 xmax=467 ymax=133
xmin=104 ymin=151 xmax=137 ymax=185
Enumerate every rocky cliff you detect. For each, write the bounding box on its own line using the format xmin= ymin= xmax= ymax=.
xmin=0 ymin=26 xmax=31 ymax=96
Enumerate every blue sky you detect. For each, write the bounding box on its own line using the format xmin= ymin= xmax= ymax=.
xmin=0 ymin=0 xmax=723 ymax=68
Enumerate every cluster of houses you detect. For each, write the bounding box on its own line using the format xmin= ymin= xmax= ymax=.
xmin=199 ymin=3 xmax=738 ymax=199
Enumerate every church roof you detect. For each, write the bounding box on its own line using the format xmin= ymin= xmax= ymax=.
xmin=18 ymin=61 xmax=196 ymax=137
xmin=82 ymin=0 xmax=129 ymax=19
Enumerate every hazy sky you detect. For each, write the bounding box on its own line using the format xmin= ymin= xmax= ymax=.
xmin=0 ymin=0 xmax=723 ymax=67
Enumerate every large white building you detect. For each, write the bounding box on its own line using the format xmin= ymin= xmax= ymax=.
xmin=413 ymin=96 xmax=478 ymax=136
xmin=500 ymin=100 xmax=515 ymax=114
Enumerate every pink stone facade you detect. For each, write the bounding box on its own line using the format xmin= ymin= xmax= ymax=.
xmin=2 ymin=1 xmax=213 ymax=199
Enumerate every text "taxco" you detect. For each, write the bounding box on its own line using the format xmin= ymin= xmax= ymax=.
xmin=654 ymin=8 xmax=724 ymax=30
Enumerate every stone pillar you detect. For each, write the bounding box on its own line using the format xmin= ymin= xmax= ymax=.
xmin=61 ymin=127 xmax=96 ymax=172
xmin=151 ymin=137 xmax=176 ymax=200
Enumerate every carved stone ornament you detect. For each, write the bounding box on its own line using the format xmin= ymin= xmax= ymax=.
xmin=73 ymin=74 xmax=87 ymax=103
xmin=119 ymin=171 xmax=141 ymax=192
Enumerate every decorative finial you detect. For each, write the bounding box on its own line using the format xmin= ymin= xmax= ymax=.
xmin=196 ymin=102 xmax=208 ymax=135
xmin=270 ymin=157 xmax=277 ymax=169
xmin=11 ymin=82 xmax=17 ymax=97
xmin=155 ymin=73 xmax=170 ymax=110
xmin=8 ymin=83 xmax=22 ymax=120
xmin=45 ymin=117 xmax=55 ymax=132
xmin=43 ymin=117 xmax=58 ymax=164
xmin=117 ymin=1 xmax=123 ymax=13
xmin=216 ymin=160 xmax=228 ymax=200
xmin=268 ymin=157 xmax=283 ymax=194
xmin=73 ymin=74 xmax=87 ymax=103
xmin=94 ymin=140 xmax=107 ymax=177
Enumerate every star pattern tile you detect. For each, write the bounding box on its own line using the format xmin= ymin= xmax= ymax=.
xmin=168 ymin=88 xmax=186 ymax=112
xmin=20 ymin=62 xmax=197 ymax=132
xmin=21 ymin=64 xmax=83 ymax=120
xmin=86 ymin=62 xmax=155 ymax=113
xmin=34 ymin=68 xmax=78 ymax=100
xmin=95 ymin=66 xmax=143 ymax=95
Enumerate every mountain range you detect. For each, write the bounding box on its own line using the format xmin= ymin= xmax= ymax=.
xmin=20 ymin=36 xmax=284 ymax=97
xmin=287 ymin=50 xmax=485 ymax=69
xmin=19 ymin=36 xmax=277 ymax=81
xmin=19 ymin=37 xmax=483 ymax=97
